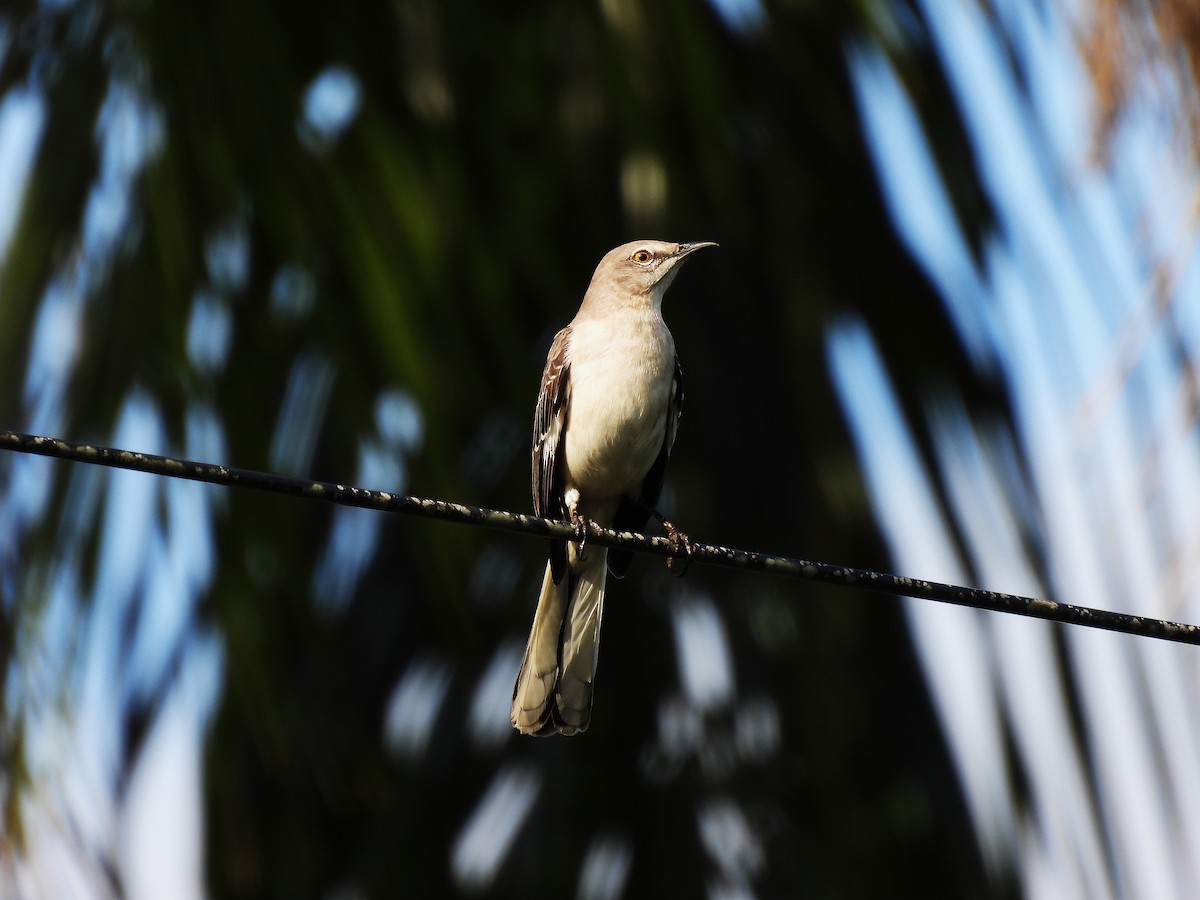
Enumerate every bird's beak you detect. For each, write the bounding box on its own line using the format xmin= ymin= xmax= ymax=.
xmin=675 ymin=241 xmax=719 ymax=259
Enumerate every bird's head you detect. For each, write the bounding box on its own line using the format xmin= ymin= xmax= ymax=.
xmin=588 ymin=240 xmax=718 ymax=310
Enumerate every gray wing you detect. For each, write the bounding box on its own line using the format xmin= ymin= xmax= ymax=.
xmin=663 ymin=357 xmax=684 ymax=457
xmin=608 ymin=357 xmax=683 ymax=578
xmin=532 ymin=327 xmax=572 ymax=582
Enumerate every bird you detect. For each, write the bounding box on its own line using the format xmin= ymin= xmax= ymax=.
xmin=511 ymin=239 xmax=717 ymax=736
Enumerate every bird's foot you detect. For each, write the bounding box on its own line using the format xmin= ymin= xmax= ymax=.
xmin=570 ymin=508 xmax=596 ymax=560
xmin=661 ymin=519 xmax=694 ymax=577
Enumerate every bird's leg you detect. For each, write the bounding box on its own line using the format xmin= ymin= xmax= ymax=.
xmin=647 ymin=507 xmax=694 ymax=577
xmin=569 ymin=505 xmax=591 ymax=559
xmin=565 ymin=488 xmax=594 ymax=560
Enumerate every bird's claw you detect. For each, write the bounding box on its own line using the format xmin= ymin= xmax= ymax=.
xmin=570 ymin=509 xmax=594 ymax=560
xmin=662 ymin=520 xmax=694 ymax=577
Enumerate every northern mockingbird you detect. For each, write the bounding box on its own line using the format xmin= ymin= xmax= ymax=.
xmin=511 ymin=239 xmax=717 ymax=736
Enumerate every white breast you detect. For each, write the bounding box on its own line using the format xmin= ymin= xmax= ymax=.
xmin=562 ymin=312 xmax=675 ymax=504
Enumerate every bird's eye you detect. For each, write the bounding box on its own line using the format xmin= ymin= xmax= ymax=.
xmin=632 ymin=249 xmax=653 ymax=265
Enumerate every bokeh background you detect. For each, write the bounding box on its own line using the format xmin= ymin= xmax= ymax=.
xmin=2 ymin=0 xmax=1199 ymax=897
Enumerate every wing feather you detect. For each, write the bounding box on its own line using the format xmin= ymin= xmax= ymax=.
xmin=532 ymin=327 xmax=572 ymax=582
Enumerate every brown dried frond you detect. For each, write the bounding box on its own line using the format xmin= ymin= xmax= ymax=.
xmin=1081 ymin=0 xmax=1200 ymax=161
xmin=1157 ymin=0 xmax=1200 ymax=151
xmin=1081 ymin=0 xmax=1131 ymax=156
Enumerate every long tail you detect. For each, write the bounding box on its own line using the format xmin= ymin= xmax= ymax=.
xmin=511 ymin=548 xmax=607 ymax=736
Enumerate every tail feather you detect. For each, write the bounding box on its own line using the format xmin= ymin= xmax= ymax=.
xmin=511 ymin=549 xmax=607 ymax=736
xmin=511 ymin=565 xmax=568 ymax=735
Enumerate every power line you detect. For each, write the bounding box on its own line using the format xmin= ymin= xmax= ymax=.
xmin=3 ymin=428 xmax=1198 ymax=646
